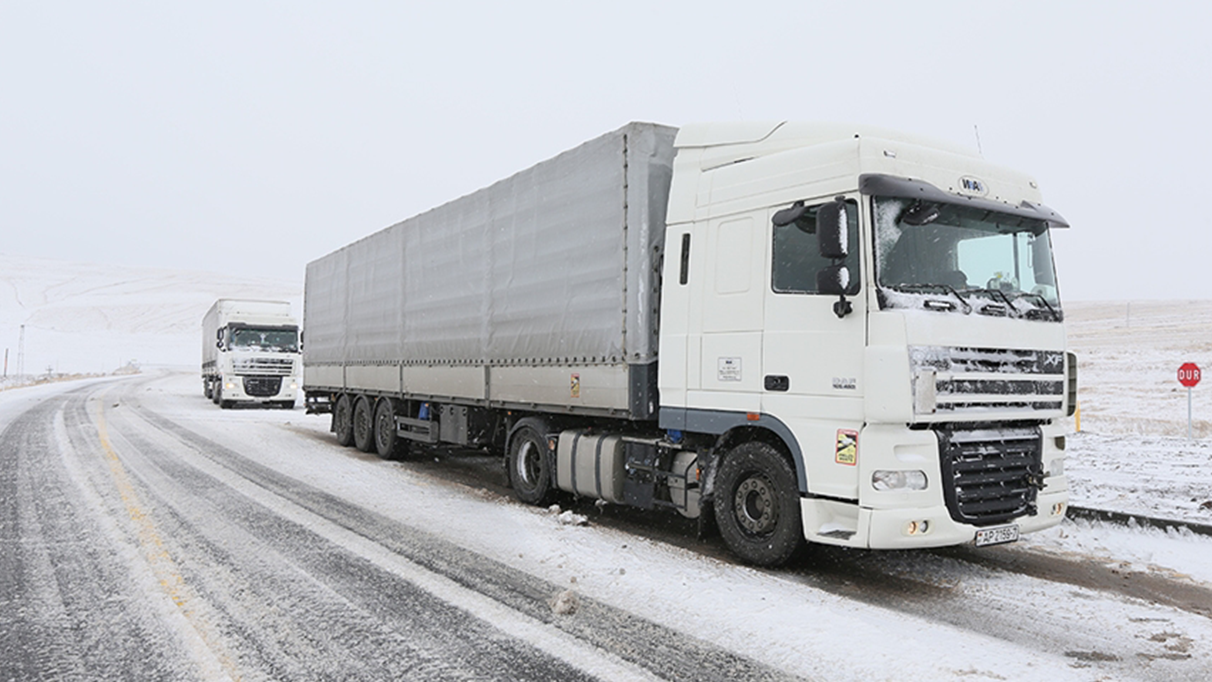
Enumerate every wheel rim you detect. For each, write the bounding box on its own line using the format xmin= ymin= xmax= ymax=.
xmin=355 ymin=403 xmax=369 ymax=441
xmin=515 ymin=439 xmax=541 ymax=488
xmin=734 ymin=473 xmax=778 ymax=536
xmin=376 ymin=409 xmax=392 ymax=451
xmin=336 ymin=400 xmax=350 ymax=432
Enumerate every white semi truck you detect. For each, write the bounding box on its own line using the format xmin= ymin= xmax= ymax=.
xmin=202 ymin=299 xmax=301 ymax=409
xmin=303 ymin=122 xmax=1076 ymax=566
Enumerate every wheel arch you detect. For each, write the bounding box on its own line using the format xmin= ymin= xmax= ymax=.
xmin=664 ymin=408 xmax=808 ymax=494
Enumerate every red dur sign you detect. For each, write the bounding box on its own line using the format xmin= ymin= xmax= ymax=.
xmin=1178 ymin=362 xmax=1201 ymax=388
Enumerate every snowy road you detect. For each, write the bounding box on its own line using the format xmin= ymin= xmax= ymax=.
xmin=3 ymin=372 xmax=1212 ymax=681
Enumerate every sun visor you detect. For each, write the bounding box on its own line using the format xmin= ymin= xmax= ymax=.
xmin=859 ymin=173 xmax=1070 ymax=228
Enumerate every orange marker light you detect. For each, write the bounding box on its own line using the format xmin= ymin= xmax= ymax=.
xmin=746 ymin=412 xmax=760 ymax=422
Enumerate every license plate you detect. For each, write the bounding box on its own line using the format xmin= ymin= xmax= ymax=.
xmin=975 ymin=524 xmax=1019 ymax=547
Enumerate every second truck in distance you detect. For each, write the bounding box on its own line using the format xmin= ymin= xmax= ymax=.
xmin=203 ymin=298 xmax=301 ymax=409
xmin=303 ymin=121 xmax=1076 ymax=566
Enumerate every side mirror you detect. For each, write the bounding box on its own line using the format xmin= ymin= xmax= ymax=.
xmin=816 ymin=199 xmax=848 ymax=259
xmin=817 ymin=265 xmax=854 ymax=318
xmin=816 ymin=264 xmax=850 ymax=296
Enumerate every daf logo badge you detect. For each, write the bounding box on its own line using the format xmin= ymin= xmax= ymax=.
xmin=958 ymin=176 xmax=988 ymax=196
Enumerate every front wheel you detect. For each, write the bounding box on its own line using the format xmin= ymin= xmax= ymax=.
xmin=713 ymin=441 xmax=803 ymax=567
xmin=507 ymin=421 xmax=552 ymax=505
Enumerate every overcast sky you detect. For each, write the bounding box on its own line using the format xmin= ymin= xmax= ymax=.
xmin=2 ymin=1 xmax=1209 ymax=301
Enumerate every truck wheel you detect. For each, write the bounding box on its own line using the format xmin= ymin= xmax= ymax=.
xmin=212 ymin=383 xmax=221 ymax=405
xmin=507 ymin=421 xmax=552 ymax=505
xmin=204 ymin=381 xmax=213 ymax=400
xmin=353 ymin=396 xmax=374 ymax=452
xmin=713 ymin=441 xmax=803 ymax=567
xmin=373 ymin=399 xmax=407 ymax=460
xmin=333 ymin=394 xmax=355 ymax=446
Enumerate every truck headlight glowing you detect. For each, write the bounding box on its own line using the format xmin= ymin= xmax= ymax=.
xmin=872 ymin=470 xmax=928 ymax=491
xmin=905 ymin=520 xmax=930 ymax=535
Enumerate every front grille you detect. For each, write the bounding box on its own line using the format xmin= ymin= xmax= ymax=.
xmin=244 ymin=376 xmax=283 ymax=397
xmin=936 ymin=425 xmax=1042 ymax=526
xmin=233 ymin=357 xmax=294 ymax=376
xmin=912 ymin=346 xmax=1066 ymax=415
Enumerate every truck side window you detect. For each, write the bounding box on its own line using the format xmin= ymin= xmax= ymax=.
xmin=772 ymin=199 xmax=860 ymax=294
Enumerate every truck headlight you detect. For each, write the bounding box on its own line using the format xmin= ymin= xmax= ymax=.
xmin=872 ymin=470 xmax=928 ymax=491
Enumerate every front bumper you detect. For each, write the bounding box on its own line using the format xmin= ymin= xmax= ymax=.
xmin=800 ymin=420 xmax=1069 ymax=549
xmin=220 ymin=375 xmax=300 ymax=403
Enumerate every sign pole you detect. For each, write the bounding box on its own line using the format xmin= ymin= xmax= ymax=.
xmin=1189 ymin=387 xmax=1194 ymax=439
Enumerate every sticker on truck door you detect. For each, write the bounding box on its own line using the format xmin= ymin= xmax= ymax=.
xmin=718 ymin=357 xmax=742 ymax=382
xmin=835 ymin=429 xmax=858 ymax=466
xmin=571 ymin=373 xmax=580 ymax=399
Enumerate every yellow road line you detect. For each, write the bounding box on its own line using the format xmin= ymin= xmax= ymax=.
xmin=93 ymin=399 xmax=241 ymax=681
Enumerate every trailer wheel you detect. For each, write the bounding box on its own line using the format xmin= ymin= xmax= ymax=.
xmin=374 ymin=399 xmax=407 ymax=460
xmin=333 ymin=394 xmax=355 ymax=446
xmin=508 ymin=421 xmax=552 ymax=505
xmin=713 ymin=441 xmax=802 ymax=567
xmin=353 ymin=396 xmax=374 ymax=452
xmin=204 ymin=381 xmax=213 ymax=400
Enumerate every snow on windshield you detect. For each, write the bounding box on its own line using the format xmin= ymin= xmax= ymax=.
xmin=873 ymin=196 xmax=1062 ymax=317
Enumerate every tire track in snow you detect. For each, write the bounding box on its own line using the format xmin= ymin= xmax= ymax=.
xmin=109 ymin=381 xmax=794 ymax=681
xmin=0 ymin=387 xmax=202 ymax=681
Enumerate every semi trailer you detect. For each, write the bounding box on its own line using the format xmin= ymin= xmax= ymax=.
xmin=202 ymin=299 xmax=300 ymax=409
xmin=303 ymin=121 xmax=1075 ymax=566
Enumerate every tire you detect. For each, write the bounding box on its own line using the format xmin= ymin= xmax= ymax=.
xmin=333 ymin=394 xmax=355 ymax=446
xmin=212 ymin=382 xmax=221 ymax=405
xmin=507 ymin=421 xmax=553 ymax=505
xmin=204 ymin=381 xmax=213 ymax=400
xmin=713 ymin=441 xmax=803 ymax=567
xmin=373 ymin=399 xmax=407 ymax=460
xmin=353 ymin=395 xmax=374 ymax=452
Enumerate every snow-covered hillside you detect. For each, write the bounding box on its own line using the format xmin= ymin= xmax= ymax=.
xmin=0 ymin=253 xmax=301 ymax=377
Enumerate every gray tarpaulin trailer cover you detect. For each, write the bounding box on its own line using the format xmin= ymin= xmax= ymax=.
xmin=304 ymin=122 xmax=678 ymax=419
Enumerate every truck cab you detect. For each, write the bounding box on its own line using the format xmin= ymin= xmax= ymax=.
xmin=202 ymin=299 xmax=301 ymax=409
xmin=658 ymin=122 xmax=1073 ymax=555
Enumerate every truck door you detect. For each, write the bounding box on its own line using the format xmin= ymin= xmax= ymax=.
xmin=761 ymin=196 xmax=866 ymax=499
xmin=692 ymin=215 xmax=766 ymax=413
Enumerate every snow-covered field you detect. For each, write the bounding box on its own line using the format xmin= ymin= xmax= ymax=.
xmin=1061 ymin=300 xmax=1212 ymax=525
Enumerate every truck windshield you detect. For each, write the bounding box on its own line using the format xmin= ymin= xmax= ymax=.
xmin=230 ymin=328 xmax=299 ymax=352
xmin=873 ymin=196 xmax=1062 ymax=320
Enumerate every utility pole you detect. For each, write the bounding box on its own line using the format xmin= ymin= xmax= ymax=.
xmin=17 ymin=325 xmax=25 ymax=379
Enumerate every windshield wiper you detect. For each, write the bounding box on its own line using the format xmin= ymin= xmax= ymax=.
xmin=958 ymin=287 xmax=1018 ymax=315
xmin=958 ymin=287 xmax=1062 ymax=321
xmin=885 ymin=283 xmax=973 ymax=314
xmin=1008 ymin=291 xmax=1061 ymax=320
